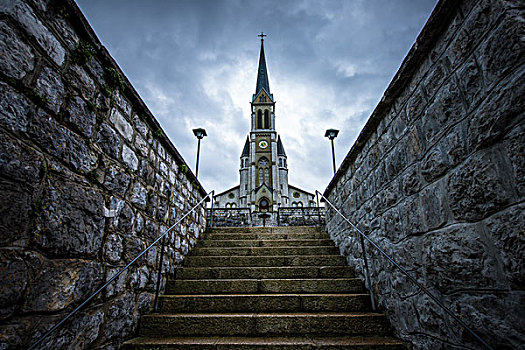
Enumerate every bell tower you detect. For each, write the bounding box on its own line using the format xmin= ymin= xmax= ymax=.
xmin=249 ymin=33 xmax=278 ymax=212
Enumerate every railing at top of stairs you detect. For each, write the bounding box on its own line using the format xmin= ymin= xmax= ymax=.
xmin=28 ymin=190 xmax=215 ymax=350
xmin=316 ymin=190 xmax=494 ymax=350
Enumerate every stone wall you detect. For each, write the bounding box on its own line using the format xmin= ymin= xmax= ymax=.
xmin=278 ymin=207 xmax=326 ymax=227
xmin=0 ymin=0 xmax=208 ymax=349
xmin=323 ymin=0 xmax=524 ymax=349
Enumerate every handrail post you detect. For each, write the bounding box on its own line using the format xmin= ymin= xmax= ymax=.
xmin=153 ymin=234 xmax=167 ymax=312
xmin=359 ymin=233 xmax=376 ymax=311
xmin=209 ymin=194 xmax=214 ymax=228
xmin=316 ymin=192 xmax=321 ymax=226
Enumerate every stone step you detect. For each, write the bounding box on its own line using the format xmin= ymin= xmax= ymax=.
xmin=159 ymin=293 xmax=371 ymax=313
xmin=138 ymin=313 xmax=391 ymax=337
xmin=166 ymin=278 xmax=363 ymax=295
xmin=123 ymin=336 xmax=407 ymax=349
xmin=207 ymin=226 xmax=323 ymax=234
xmin=190 ymin=246 xmax=339 ymax=256
xmin=176 ymin=266 xmax=354 ymax=279
xmin=199 ymin=239 xmax=334 ymax=247
xmin=184 ymin=255 xmax=347 ymax=267
xmin=207 ymin=232 xmax=329 ymax=240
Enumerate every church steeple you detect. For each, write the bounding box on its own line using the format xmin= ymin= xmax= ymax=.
xmin=253 ymin=33 xmax=273 ymax=102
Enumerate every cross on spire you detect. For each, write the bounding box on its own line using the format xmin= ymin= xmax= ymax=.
xmin=258 ymin=32 xmax=267 ymax=43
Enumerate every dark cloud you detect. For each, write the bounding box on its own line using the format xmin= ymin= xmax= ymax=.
xmin=77 ymin=0 xmax=437 ymax=193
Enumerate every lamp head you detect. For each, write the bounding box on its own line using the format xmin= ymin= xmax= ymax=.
xmin=324 ymin=129 xmax=339 ymax=140
xmin=193 ymin=128 xmax=207 ymax=139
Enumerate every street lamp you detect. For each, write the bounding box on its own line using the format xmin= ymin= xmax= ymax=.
xmin=192 ymin=128 xmax=207 ymax=178
xmin=324 ymin=129 xmax=339 ymax=174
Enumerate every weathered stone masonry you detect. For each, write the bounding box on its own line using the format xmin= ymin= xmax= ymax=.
xmin=0 ymin=0 xmax=207 ymax=349
xmin=324 ymin=0 xmax=524 ymax=349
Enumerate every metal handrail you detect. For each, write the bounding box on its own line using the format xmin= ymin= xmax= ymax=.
xmin=28 ymin=190 xmax=215 ymax=350
xmin=316 ymin=190 xmax=494 ymax=350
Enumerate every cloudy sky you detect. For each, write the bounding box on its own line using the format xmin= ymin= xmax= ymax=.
xmin=76 ymin=0 xmax=438 ymax=195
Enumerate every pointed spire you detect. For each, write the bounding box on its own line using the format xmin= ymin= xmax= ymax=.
xmin=254 ymin=33 xmax=271 ymax=100
xmin=277 ymin=136 xmax=286 ymax=156
xmin=241 ymin=137 xmax=250 ymax=157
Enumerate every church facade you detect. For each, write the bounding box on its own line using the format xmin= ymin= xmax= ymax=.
xmin=213 ymin=37 xmax=315 ymax=216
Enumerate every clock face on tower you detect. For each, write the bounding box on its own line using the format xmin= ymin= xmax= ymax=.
xmin=259 ymin=140 xmax=268 ymax=149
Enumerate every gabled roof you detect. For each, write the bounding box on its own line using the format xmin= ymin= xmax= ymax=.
xmin=241 ymin=137 xmax=250 ymax=157
xmin=214 ymin=185 xmax=240 ymax=198
xmin=277 ymin=136 xmax=286 ymax=156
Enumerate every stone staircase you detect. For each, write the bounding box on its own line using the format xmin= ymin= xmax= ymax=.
xmin=123 ymin=226 xmax=407 ymax=349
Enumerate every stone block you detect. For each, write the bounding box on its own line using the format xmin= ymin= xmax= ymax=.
xmin=446 ymin=0 xmax=504 ymax=69
xmin=110 ymin=107 xmax=133 ymax=142
xmin=65 ymin=96 xmax=96 ymax=138
xmin=133 ymin=114 xmax=147 ymax=136
xmin=104 ymin=233 xmax=123 ymax=263
xmin=484 ymin=203 xmax=525 ymax=289
xmin=114 ymin=91 xmax=132 ymax=116
xmin=104 ymin=164 xmax=130 ymax=196
xmin=0 ymin=249 xmax=28 ymax=319
xmin=97 ymin=123 xmax=121 ymax=159
xmin=401 ymin=164 xmax=422 ymax=197
xmin=101 ymin=293 xmax=136 ymax=342
xmin=0 ymin=134 xmax=42 ymax=186
xmin=122 ymin=144 xmax=138 ymax=171
xmin=449 ymin=291 xmax=525 ymax=350
xmin=105 ymin=268 xmax=128 ymax=298
xmin=505 ymin=129 xmax=525 ymax=199
xmin=118 ymin=203 xmax=134 ymax=233
xmin=0 ymin=0 xmax=65 ymax=66
xmin=422 ymin=224 xmax=499 ymax=292
xmin=134 ymin=133 xmax=148 ymax=157
xmin=477 ymin=8 xmax=525 ymax=89
xmin=23 ymin=258 xmax=103 ymax=312
xmin=468 ymin=66 xmax=525 ymax=151
xmin=421 ymin=145 xmax=450 ymax=183
xmin=448 ymin=148 xmax=516 ymax=221
xmin=0 ymin=180 xmax=33 ymax=245
xmin=52 ymin=15 xmax=79 ymax=50
xmin=68 ymin=64 xmax=96 ymax=100
xmin=36 ymin=66 xmax=64 ymax=113
xmin=29 ymin=109 xmax=97 ymax=173
xmin=0 ymin=20 xmax=34 ymax=79
xmin=421 ymin=77 xmax=465 ymax=145
xmin=420 ymin=181 xmax=449 ymax=232
xmin=33 ymin=179 xmax=105 ymax=257
xmin=129 ymin=182 xmax=147 ymax=209
xmin=456 ymin=56 xmax=484 ymax=111
xmin=0 ymin=81 xmax=34 ymax=134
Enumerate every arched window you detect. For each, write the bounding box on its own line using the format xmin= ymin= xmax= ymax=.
xmin=225 ymin=203 xmax=231 ymax=208
xmin=279 ymin=158 xmax=283 ymax=167
xmin=231 ymin=203 xmax=237 ymax=208
xmin=257 ymin=157 xmax=270 ymax=187
xmin=257 ymin=110 xmax=262 ymax=129
xmin=264 ymin=110 xmax=269 ymax=129
xmin=264 ymin=168 xmax=269 ymax=185
xmin=297 ymin=202 xmax=303 ymax=207
xmin=258 ymin=168 xmax=263 ymax=186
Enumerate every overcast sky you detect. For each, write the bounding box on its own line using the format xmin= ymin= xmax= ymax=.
xmin=76 ymin=0 xmax=438 ymax=195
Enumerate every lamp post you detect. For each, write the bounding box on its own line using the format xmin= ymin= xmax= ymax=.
xmin=192 ymin=128 xmax=207 ymax=178
xmin=324 ymin=129 xmax=339 ymax=175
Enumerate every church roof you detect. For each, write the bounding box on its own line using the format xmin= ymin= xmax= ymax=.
xmin=241 ymin=137 xmax=250 ymax=157
xmin=253 ymin=38 xmax=273 ymax=102
xmin=277 ymin=136 xmax=286 ymax=156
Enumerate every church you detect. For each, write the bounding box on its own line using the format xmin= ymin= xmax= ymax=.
xmin=213 ymin=35 xmax=315 ymax=218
